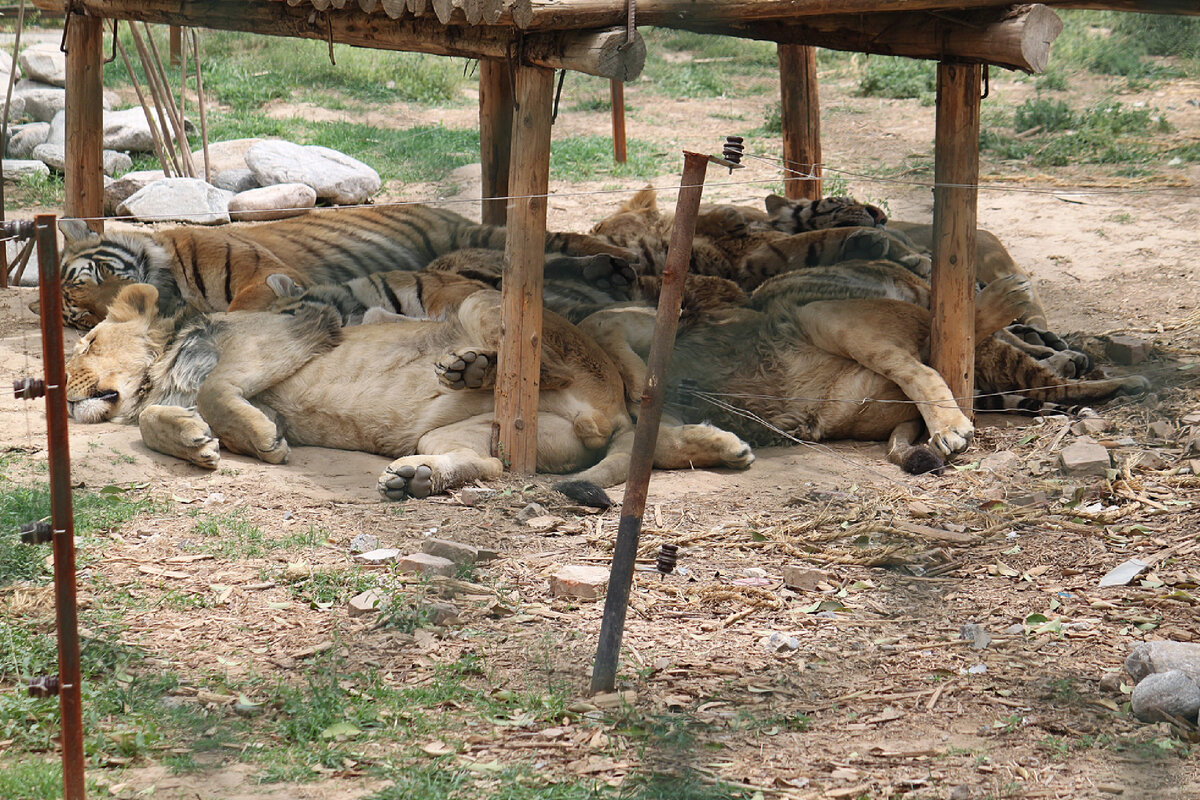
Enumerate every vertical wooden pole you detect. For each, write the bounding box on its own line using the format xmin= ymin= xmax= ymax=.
xmin=609 ymin=79 xmax=626 ymax=163
xmin=65 ymin=12 xmax=105 ymax=232
xmin=778 ymin=44 xmax=822 ymax=201
xmin=479 ymin=58 xmax=513 ymax=226
xmin=495 ymin=65 xmax=553 ymax=475
xmin=169 ymin=25 xmax=182 ymax=66
xmin=591 ymin=151 xmax=708 ymax=696
xmin=930 ymin=62 xmax=981 ymax=417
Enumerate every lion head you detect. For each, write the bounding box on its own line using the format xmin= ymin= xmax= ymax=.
xmin=65 ymin=284 xmax=172 ymax=424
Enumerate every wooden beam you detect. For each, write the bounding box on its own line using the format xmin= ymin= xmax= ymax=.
xmin=715 ymin=5 xmax=1063 ymax=74
xmin=479 ymin=58 xmax=512 ymax=226
xmin=777 ymin=44 xmax=821 ymax=201
xmin=930 ymin=62 xmax=981 ymax=420
xmin=610 ymin=79 xmax=626 ymax=164
xmin=495 ymin=65 xmax=553 ymax=475
xmin=64 ymin=11 xmax=104 ymax=231
xmin=45 ymin=1 xmax=646 ymax=81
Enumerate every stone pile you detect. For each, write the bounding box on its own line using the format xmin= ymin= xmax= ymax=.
xmin=1 ymin=43 xmax=381 ymax=225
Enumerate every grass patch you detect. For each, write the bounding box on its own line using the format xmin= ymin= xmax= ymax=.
xmin=550 ymin=135 xmax=664 ymax=181
xmin=858 ymin=56 xmax=935 ymax=100
xmin=982 ymin=98 xmax=1173 ymax=167
xmin=0 ymin=759 xmax=64 ymax=800
xmin=2 ymin=171 xmax=65 ymax=211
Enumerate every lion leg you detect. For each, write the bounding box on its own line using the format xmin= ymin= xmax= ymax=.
xmin=577 ymin=308 xmax=655 ymax=405
xmin=974 ymin=275 xmax=1033 ymax=339
xmin=568 ymin=418 xmax=754 ymax=488
xmin=797 ymin=299 xmax=973 ymax=459
xmin=138 ymin=404 xmax=221 ymax=469
xmin=378 ymin=415 xmax=503 ymax=501
xmin=196 ymin=382 xmax=291 ymax=464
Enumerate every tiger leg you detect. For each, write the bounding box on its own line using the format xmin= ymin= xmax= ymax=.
xmin=138 ymin=404 xmax=221 ymax=470
xmin=797 ymin=299 xmax=973 ymax=459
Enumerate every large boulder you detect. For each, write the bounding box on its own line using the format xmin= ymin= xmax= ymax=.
xmin=104 ymin=170 xmax=166 ymax=215
xmin=245 ymin=140 xmax=380 ymax=205
xmin=15 ymin=79 xmax=65 ymax=122
xmin=228 ymin=183 xmax=317 ymax=222
xmin=7 ymin=122 xmax=50 ymax=159
xmin=117 ymin=177 xmax=233 ymax=225
xmin=192 ymin=138 xmax=263 ymax=175
xmin=1 ymin=159 xmax=50 ymax=181
xmin=18 ymin=42 xmax=65 ymax=87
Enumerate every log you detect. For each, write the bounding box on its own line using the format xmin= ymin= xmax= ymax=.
xmin=777 ymin=44 xmax=821 ymax=201
xmin=46 ymin=0 xmax=646 ymax=81
xmin=717 ymin=5 xmax=1064 ymax=74
xmin=929 ymin=62 xmax=981 ymax=419
xmin=64 ymin=12 xmax=104 ymax=231
xmin=496 ymin=64 xmax=553 ymax=475
xmin=478 ymin=58 xmax=512 ymax=226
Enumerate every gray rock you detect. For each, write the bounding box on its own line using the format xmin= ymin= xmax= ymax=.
xmin=1071 ymin=417 xmax=1109 ymax=436
xmin=193 ymin=138 xmax=263 ymax=175
xmin=397 ymin=552 xmax=456 ymax=578
xmin=1105 ymin=335 xmax=1152 ymax=366
xmin=1130 ymin=670 xmax=1200 ymax=724
xmin=348 ymin=589 xmax=384 ymax=617
xmin=425 ymin=601 xmax=460 ymax=626
xmin=104 ymin=169 xmax=166 ymax=215
xmin=1059 ymin=440 xmax=1110 ymax=476
xmin=980 ymin=450 xmax=1021 ymax=475
xmin=949 ymin=786 xmax=971 ymax=800
xmin=228 ymin=182 xmax=316 ymax=222
xmin=960 ymin=623 xmax=992 ymax=650
xmin=19 ymin=43 xmax=66 ymax=87
xmin=759 ymin=632 xmax=800 ymax=653
xmin=1148 ymin=421 xmax=1176 ymax=441
xmin=31 ymin=142 xmax=63 ymax=171
xmin=117 ymin=177 xmax=233 ymax=225
xmin=7 ymin=122 xmax=50 ymax=159
xmin=1099 ymin=672 xmax=1123 ymax=693
xmin=245 ymin=140 xmax=380 ymax=204
xmin=0 ymin=95 xmax=26 ymax=127
xmin=1126 ymin=641 xmax=1200 ymax=686
xmin=102 ymin=107 xmax=161 ymax=152
xmin=212 ymin=168 xmax=259 ymax=193
xmin=46 ymin=109 xmax=65 ymax=146
xmin=517 ymin=502 xmax=549 ymax=522
xmin=15 ymin=79 xmax=66 ymax=122
xmin=421 ymin=537 xmax=480 ymax=565
xmin=1 ymin=158 xmax=50 ymax=181
xmin=102 ymin=150 xmax=133 ymax=177
xmin=459 ymin=487 xmax=495 ymax=506
xmin=349 ymin=533 xmax=380 ymax=554
xmin=0 ymin=52 xmax=21 ymax=91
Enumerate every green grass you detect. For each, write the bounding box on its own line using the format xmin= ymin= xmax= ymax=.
xmin=0 ymin=759 xmax=64 ymax=800
xmin=2 ymin=172 xmax=65 ymax=211
xmin=549 ymin=135 xmax=665 ymax=181
xmin=857 ymin=56 xmax=936 ymax=100
xmin=981 ymin=98 xmax=1173 ymax=167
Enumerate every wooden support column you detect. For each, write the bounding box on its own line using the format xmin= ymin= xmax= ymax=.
xmin=777 ymin=44 xmax=821 ymax=200
xmin=64 ymin=10 xmax=105 ymax=231
xmin=609 ymin=79 xmax=626 ymax=163
xmin=479 ymin=58 xmax=513 ymax=226
xmin=930 ymin=62 xmax=981 ymax=418
xmin=496 ymin=65 xmax=553 ymax=474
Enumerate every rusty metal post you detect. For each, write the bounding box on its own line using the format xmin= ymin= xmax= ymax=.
xmin=590 ymin=152 xmax=709 ymax=695
xmin=35 ymin=214 xmax=87 ymax=800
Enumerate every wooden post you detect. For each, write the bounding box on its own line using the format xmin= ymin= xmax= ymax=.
xmin=169 ymin=25 xmax=182 ymax=66
xmin=64 ymin=11 xmax=105 ymax=232
xmin=479 ymin=58 xmax=513 ymax=226
xmin=609 ymin=79 xmax=626 ymax=163
xmin=495 ymin=65 xmax=553 ymax=474
xmin=778 ymin=44 xmax=821 ymax=200
xmin=930 ymin=62 xmax=981 ymax=418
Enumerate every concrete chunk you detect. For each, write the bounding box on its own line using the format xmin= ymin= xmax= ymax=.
xmin=348 ymin=589 xmax=385 ymax=617
xmin=421 ymin=537 xmax=479 ymax=565
xmin=1059 ymin=440 xmax=1110 ymax=476
xmin=397 ymin=552 xmax=457 ymax=578
xmin=551 ymin=565 xmax=609 ymax=600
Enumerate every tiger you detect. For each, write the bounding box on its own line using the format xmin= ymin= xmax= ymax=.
xmin=760 ymin=193 xmax=1049 ymax=329
xmin=55 ymin=204 xmax=640 ymax=329
xmin=590 ymin=187 xmax=930 ymax=292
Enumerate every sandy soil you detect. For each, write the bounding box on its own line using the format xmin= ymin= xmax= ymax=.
xmin=3 ymin=58 xmax=1200 ymax=800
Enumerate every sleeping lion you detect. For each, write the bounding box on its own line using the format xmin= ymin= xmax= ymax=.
xmin=64 ymin=282 xmax=754 ymax=501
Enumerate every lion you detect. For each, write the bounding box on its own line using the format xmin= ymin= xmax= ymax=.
xmin=579 ymin=274 xmax=1149 ymax=474
xmin=65 ymin=283 xmax=754 ymax=501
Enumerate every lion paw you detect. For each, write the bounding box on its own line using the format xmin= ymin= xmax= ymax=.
xmin=578 ymin=253 xmax=637 ymax=295
xmin=842 ymin=228 xmax=890 ymax=261
xmin=928 ymin=418 xmax=974 ymax=460
xmin=899 ymin=253 xmax=932 ymax=279
xmin=256 ymin=436 xmax=290 ymax=465
xmin=378 ymin=461 xmax=435 ymax=501
xmin=140 ymin=404 xmax=222 ymax=470
xmin=979 ymin=275 xmax=1032 ymax=322
xmin=436 ymin=349 xmax=497 ymax=390
xmin=1043 ymin=349 xmax=1092 ymax=379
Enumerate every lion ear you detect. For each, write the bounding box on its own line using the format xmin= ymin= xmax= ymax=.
xmin=865 ymin=202 xmax=888 ymax=226
xmin=266 ymin=273 xmax=302 ymax=298
xmin=624 ymin=186 xmax=658 ymax=213
xmin=107 ymin=284 xmax=160 ymax=323
xmin=59 ymin=219 xmax=99 ymax=244
xmin=764 ymin=194 xmax=790 ymax=215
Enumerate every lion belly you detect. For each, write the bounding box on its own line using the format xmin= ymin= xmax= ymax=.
xmin=256 ymin=324 xmax=493 ymax=458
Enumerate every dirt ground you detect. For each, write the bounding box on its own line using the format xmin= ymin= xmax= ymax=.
xmin=3 ymin=57 xmax=1200 ymax=800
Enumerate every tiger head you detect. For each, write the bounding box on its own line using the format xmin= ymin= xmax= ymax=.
xmin=763 ymin=194 xmax=888 ymax=234
xmin=56 ymin=220 xmax=168 ymax=329
xmin=65 ymin=283 xmax=172 ymax=424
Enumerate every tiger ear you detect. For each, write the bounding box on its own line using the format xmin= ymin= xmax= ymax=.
xmin=865 ymin=203 xmax=888 ymax=226
xmin=266 ymin=273 xmax=303 ymax=298
xmin=107 ymin=284 xmax=160 ymax=324
xmin=59 ymin=219 xmax=99 ymax=244
xmin=764 ymin=194 xmax=791 ymax=215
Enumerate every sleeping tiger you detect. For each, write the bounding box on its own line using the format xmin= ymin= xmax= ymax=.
xmin=56 ymin=204 xmax=640 ymax=329
xmin=760 ymin=193 xmax=1049 ymax=329
xmin=591 ymin=187 xmax=929 ymax=291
